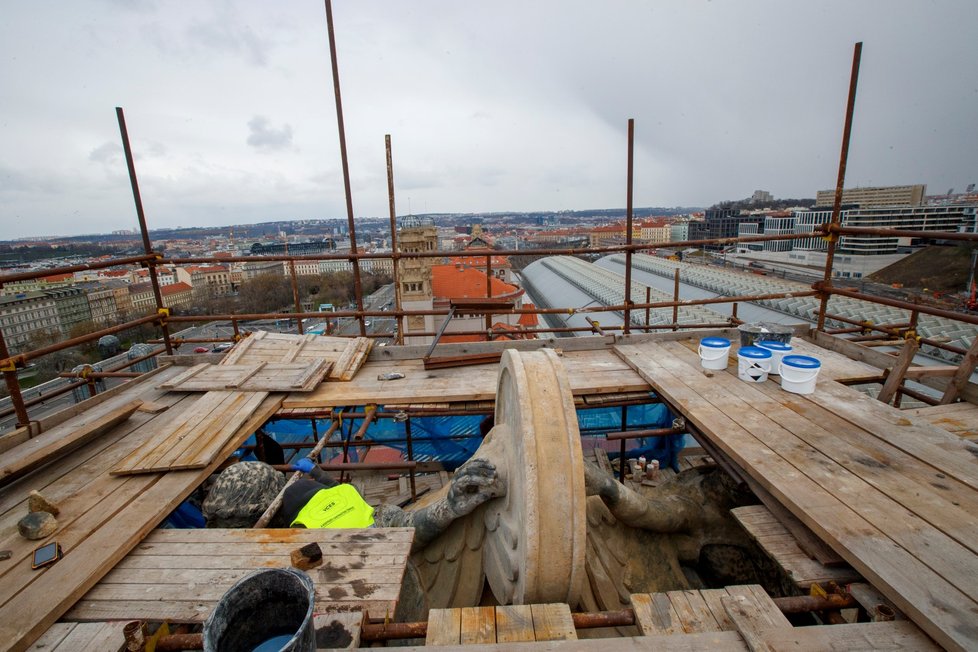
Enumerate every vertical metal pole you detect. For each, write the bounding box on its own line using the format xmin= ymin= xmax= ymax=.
xmin=324 ymin=0 xmax=366 ymax=336
xmin=0 ymin=328 xmax=30 ymax=427
xmin=623 ymin=119 xmax=635 ymax=335
xmin=672 ymin=268 xmax=680 ymax=331
xmin=485 ymin=254 xmax=493 ymax=333
xmin=405 ymin=417 xmax=417 ymax=501
xmin=289 ymin=260 xmax=304 ymax=334
xmin=816 ymin=42 xmax=862 ymax=331
xmin=385 ymin=135 xmax=404 ymax=345
xmin=116 ymin=107 xmax=173 ymax=355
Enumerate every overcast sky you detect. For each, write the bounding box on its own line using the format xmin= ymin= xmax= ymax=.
xmin=1 ymin=1 xmax=976 ymax=239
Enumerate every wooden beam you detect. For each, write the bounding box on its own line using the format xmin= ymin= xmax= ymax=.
xmin=877 ymin=339 xmax=918 ymax=405
xmin=940 ymin=336 xmax=978 ymax=405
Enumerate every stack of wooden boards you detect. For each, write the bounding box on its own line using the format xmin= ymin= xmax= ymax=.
xmin=109 ymin=331 xmax=372 ymax=477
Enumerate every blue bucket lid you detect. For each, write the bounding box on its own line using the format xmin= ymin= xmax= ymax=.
xmin=757 ymin=340 xmax=791 ymax=351
xmin=782 ymin=354 xmax=821 ymax=369
xmin=738 ymin=346 xmax=772 ymax=359
xmin=701 ymin=337 xmax=731 ymax=348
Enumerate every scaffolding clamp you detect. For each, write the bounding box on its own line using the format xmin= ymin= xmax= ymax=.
xmin=0 ymin=359 xmax=16 ymax=373
xmin=157 ymin=307 xmax=170 ymax=323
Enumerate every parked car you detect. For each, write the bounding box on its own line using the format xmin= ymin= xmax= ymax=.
xmin=212 ymin=342 xmax=233 ymax=353
xmin=193 ymin=346 xmax=209 ymax=354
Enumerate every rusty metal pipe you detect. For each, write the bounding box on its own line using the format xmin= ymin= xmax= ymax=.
xmin=623 ymin=118 xmax=634 ymax=335
xmin=604 ymin=426 xmax=686 ymax=442
xmin=829 ymin=225 xmax=978 ymax=243
xmin=324 ymin=0 xmax=366 ymax=337
xmin=271 ymin=461 xmax=417 ymax=472
xmin=116 ymin=107 xmax=173 ymax=355
xmin=817 ymin=41 xmax=862 ymax=332
xmin=154 ymin=633 xmax=204 ymax=652
xmin=0 ymin=327 xmax=30 ymax=427
xmin=772 ymin=593 xmax=857 ymax=613
xmin=385 ymin=134 xmax=404 ymax=345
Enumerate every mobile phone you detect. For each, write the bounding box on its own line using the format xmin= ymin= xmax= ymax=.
xmin=31 ymin=542 xmax=62 ymax=570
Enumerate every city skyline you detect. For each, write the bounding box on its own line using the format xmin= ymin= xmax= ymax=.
xmin=2 ymin=1 xmax=976 ymax=239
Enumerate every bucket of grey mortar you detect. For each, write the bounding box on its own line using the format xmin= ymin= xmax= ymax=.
xmin=203 ymin=567 xmax=315 ymax=652
xmin=738 ymin=322 xmax=794 ymax=347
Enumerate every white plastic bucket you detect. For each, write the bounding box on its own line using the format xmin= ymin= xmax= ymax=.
xmin=779 ymin=355 xmax=821 ymax=394
xmin=737 ymin=346 xmax=772 ymax=383
xmin=698 ymin=337 xmax=731 ymax=370
xmin=756 ymin=340 xmax=792 ymax=375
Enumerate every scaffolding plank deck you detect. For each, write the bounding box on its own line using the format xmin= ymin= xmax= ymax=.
xmin=426 ymin=604 xmax=576 ymax=646
xmin=0 ymin=366 xmax=283 ymax=652
xmin=158 ymin=360 xmax=332 ymax=392
xmin=631 ymin=585 xmax=787 ymax=637
xmin=221 ymin=331 xmax=372 ymax=381
xmin=110 ymin=390 xmax=270 ymax=475
xmin=731 ymin=506 xmax=861 ymax=589
xmin=66 ymin=528 xmax=413 ymax=622
xmin=26 ymin=621 xmax=127 ymax=652
xmin=615 ymin=338 xmax=978 ymax=652
xmin=283 ymin=348 xmax=651 ymax=408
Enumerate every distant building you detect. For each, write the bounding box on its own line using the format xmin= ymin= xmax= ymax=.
xmin=0 ymin=272 xmax=74 ymax=296
xmin=751 ymin=190 xmax=773 ymax=203
xmin=398 ymin=217 xmax=438 ymax=345
xmin=249 ymin=240 xmax=336 ymax=256
xmin=241 ymin=260 xmax=284 ymax=282
xmin=670 ymin=221 xmax=690 ymax=243
xmin=815 ymin=184 xmax=926 ymax=208
xmin=161 ymin=282 xmax=194 ymax=310
xmin=689 ymin=211 xmax=764 ymax=250
xmin=0 ymin=292 xmax=60 ymax=350
xmin=175 ymin=265 xmax=233 ymax=298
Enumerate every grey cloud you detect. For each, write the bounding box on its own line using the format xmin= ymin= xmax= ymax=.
xmin=246 ymin=116 xmax=294 ymax=152
xmin=186 ymin=20 xmax=270 ymax=67
xmin=89 ymin=142 xmax=123 ymax=164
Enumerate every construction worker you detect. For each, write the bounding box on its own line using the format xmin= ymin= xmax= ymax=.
xmin=281 ymin=458 xmax=374 ymax=529
xmin=202 ymin=457 xmax=504 ymax=552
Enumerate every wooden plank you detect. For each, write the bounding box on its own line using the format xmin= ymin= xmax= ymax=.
xmin=494 ymin=605 xmax=535 ymax=643
xmin=722 ymin=595 xmax=779 ymax=652
xmin=291 ymin=359 xmax=332 ymax=390
xmin=110 ymin=391 xmax=269 ymax=475
xmin=877 ymin=339 xmax=918 ymax=404
xmin=459 ymin=606 xmax=495 ymax=645
xmin=425 ymin=608 xmax=461 ymax=646
xmin=224 ymin=362 xmax=266 ymax=388
xmin=615 ymin=341 xmax=978 ymax=652
xmin=847 ymin=582 xmax=906 ymax=621
xmin=529 ymin=603 xmax=577 ymax=641
xmin=280 ymin=334 xmax=316 ymax=363
xmin=0 ymin=427 xmax=32 ymax=456
xmin=722 ymin=586 xmax=790 ymax=629
xmin=699 ymin=588 xmax=735 ymax=631
xmin=666 ymin=590 xmax=722 ymax=633
xmin=940 ymin=335 xmax=978 ymax=405
xmin=630 ymin=592 xmax=683 ymax=636
xmin=157 ymin=363 xmax=210 ymax=389
xmin=0 ymin=400 xmax=142 ymax=488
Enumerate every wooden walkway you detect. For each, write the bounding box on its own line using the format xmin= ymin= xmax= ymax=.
xmin=426 ymin=604 xmax=577 ymax=646
xmin=67 ymin=527 xmax=413 ymax=621
xmin=615 ymin=338 xmax=978 ymax=652
xmin=0 ymin=367 xmax=283 ymax=652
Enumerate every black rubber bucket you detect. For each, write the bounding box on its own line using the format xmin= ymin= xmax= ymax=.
xmin=203 ymin=568 xmax=316 ymax=652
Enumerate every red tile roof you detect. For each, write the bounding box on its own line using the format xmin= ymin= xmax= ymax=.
xmin=430 ymin=265 xmax=520 ymax=300
xmin=518 ymin=302 xmax=539 ymax=327
xmin=161 ymin=282 xmax=192 ymax=296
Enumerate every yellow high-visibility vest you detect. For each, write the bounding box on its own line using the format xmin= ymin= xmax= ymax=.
xmin=291 ymin=484 xmax=375 ymax=529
